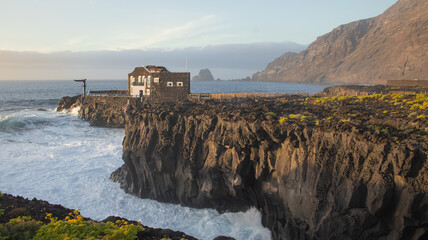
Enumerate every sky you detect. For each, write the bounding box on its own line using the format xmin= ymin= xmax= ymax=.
xmin=0 ymin=0 xmax=397 ymax=80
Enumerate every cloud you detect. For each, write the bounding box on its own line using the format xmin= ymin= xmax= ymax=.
xmin=66 ymin=36 xmax=88 ymax=46
xmin=161 ymin=15 xmax=215 ymax=38
xmin=0 ymin=42 xmax=307 ymax=80
xmin=112 ymin=15 xmax=221 ymax=50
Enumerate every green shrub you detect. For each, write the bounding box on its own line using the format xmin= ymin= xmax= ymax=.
xmin=8 ymin=208 xmax=29 ymax=218
xmin=264 ymin=112 xmax=277 ymax=117
xmin=1 ymin=216 xmax=42 ymax=240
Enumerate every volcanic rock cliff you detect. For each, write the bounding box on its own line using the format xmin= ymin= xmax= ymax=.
xmin=252 ymin=0 xmax=428 ymax=84
xmin=57 ymin=95 xmax=131 ymax=128
xmin=111 ymin=96 xmax=428 ymax=240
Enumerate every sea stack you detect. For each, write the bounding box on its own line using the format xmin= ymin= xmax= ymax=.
xmin=192 ymin=69 xmax=215 ymax=81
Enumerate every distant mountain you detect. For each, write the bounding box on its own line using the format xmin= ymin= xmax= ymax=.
xmin=0 ymin=42 xmax=307 ymax=81
xmin=192 ymin=69 xmax=215 ymax=81
xmin=252 ymin=0 xmax=428 ymax=84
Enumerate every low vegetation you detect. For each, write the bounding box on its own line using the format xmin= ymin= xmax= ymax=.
xmin=0 ymin=209 xmax=144 ymax=240
xmin=273 ymin=92 xmax=427 ymax=142
xmin=0 ymin=192 xmax=199 ymax=240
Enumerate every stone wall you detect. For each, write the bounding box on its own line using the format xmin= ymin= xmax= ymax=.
xmin=89 ymin=90 xmax=128 ymax=95
xmin=387 ymin=80 xmax=428 ymax=87
xmin=324 ymin=85 xmax=428 ymax=96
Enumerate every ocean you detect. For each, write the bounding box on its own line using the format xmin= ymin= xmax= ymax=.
xmin=0 ymin=80 xmax=331 ymax=240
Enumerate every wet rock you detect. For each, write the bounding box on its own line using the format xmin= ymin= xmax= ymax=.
xmin=57 ymin=95 xmax=81 ymax=112
xmin=214 ymin=236 xmax=237 ymax=240
xmin=56 ymin=95 xmax=128 ymax=128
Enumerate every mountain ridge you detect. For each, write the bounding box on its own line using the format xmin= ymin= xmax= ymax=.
xmin=252 ymin=0 xmax=428 ymax=84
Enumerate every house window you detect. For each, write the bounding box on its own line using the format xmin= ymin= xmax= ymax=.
xmin=177 ymin=82 xmax=183 ymax=87
xmin=147 ymin=89 xmax=150 ymax=95
xmin=148 ymin=76 xmax=151 ymax=87
xmin=138 ymin=76 xmax=141 ymax=82
xmin=167 ymin=82 xmax=173 ymax=87
xmin=154 ymin=77 xmax=159 ymax=83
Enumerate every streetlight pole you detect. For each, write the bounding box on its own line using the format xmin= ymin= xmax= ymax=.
xmin=74 ymin=79 xmax=87 ymax=103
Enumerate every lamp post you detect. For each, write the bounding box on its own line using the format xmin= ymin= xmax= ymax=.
xmin=74 ymin=79 xmax=87 ymax=103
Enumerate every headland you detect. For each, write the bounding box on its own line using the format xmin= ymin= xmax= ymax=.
xmin=57 ymin=85 xmax=428 ymax=240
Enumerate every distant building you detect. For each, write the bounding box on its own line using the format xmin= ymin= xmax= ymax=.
xmin=128 ymin=65 xmax=190 ymax=102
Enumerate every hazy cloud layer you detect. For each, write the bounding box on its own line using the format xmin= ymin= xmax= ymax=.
xmin=0 ymin=42 xmax=306 ymax=80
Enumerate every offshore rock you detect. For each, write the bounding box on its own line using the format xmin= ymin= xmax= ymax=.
xmin=192 ymin=68 xmax=215 ymax=81
xmin=111 ymin=98 xmax=428 ymax=240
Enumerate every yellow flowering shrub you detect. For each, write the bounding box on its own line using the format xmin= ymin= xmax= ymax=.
xmin=279 ymin=117 xmax=287 ymax=124
xmin=33 ymin=210 xmax=144 ymax=240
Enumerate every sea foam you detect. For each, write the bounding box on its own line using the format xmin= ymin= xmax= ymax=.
xmin=0 ymin=109 xmax=272 ymax=240
xmin=68 ymin=106 xmax=81 ymax=116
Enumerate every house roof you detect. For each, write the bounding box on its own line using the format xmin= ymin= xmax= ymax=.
xmin=145 ymin=65 xmax=169 ymax=73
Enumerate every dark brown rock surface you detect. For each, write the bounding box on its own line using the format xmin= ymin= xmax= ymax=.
xmin=57 ymin=95 xmax=130 ymax=128
xmin=111 ymin=96 xmax=428 ymax=240
xmin=252 ymin=0 xmax=428 ymax=84
xmin=78 ymin=95 xmax=129 ymax=128
xmin=56 ymin=95 xmax=81 ymax=112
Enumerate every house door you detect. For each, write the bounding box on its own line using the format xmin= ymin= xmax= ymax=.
xmin=139 ymin=90 xmax=144 ymax=97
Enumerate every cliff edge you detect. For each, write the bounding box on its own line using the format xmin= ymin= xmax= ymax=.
xmin=111 ymin=95 xmax=428 ymax=240
xmin=252 ymin=0 xmax=428 ymax=84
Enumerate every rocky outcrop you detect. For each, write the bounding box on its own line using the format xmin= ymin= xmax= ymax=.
xmin=0 ymin=193 xmax=200 ymax=240
xmin=111 ymin=98 xmax=428 ymax=240
xmin=57 ymin=95 xmax=132 ymax=128
xmin=57 ymin=95 xmax=81 ymax=112
xmin=252 ymin=0 xmax=428 ymax=84
xmin=192 ymin=69 xmax=215 ymax=81
xmin=78 ymin=95 xmax=130 ymax=128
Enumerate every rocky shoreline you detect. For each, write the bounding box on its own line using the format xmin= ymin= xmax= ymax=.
xmin=0 ymin=193 xmax=202 ymax=240
xmin=57 ymin=88 xmax=428 ymax=240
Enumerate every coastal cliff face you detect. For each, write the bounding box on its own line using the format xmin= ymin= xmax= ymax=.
xmin=252 ymin=0 xmax=428 ymax=84
xmin=57 ymin=95 xmax=130 ymax=128
xmin=112 ymin=98 xmax=428 ymax=240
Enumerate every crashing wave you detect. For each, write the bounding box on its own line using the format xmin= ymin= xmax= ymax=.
xmin=68 ymin=106 xmax=81 ymax=116
xmin=0 ymin=113 xmax=53 ymax=133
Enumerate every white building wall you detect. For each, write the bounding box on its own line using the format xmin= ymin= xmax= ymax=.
xmin=130 ymin=86 xmax=146 ymax=97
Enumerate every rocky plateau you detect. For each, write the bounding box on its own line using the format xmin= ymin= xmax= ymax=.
xmin=110 ymin=94 xmax=427 ymax=240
